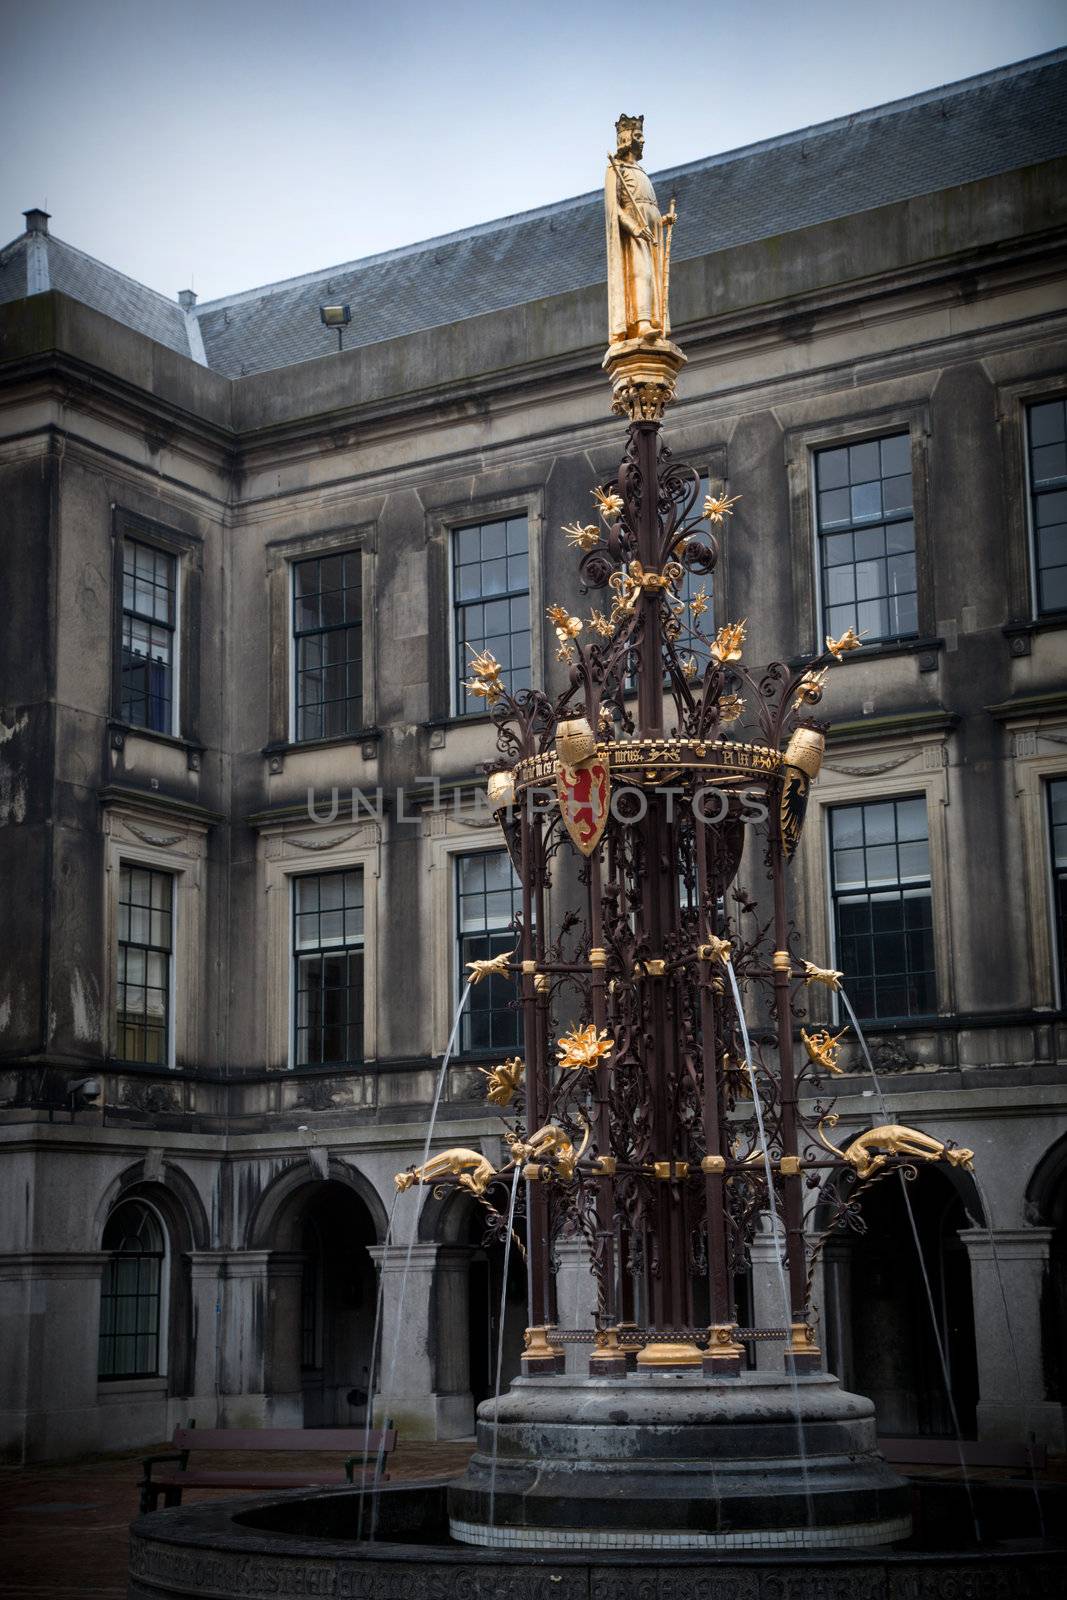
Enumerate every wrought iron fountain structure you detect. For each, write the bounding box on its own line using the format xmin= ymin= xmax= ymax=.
xmin=396 ymin=314 xmax=975 ymax=1550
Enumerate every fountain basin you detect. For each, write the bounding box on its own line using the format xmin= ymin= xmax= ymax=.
xmin=449 ymin=1370 xmax=910 ymax=1549
xmin=127 ymin=1479 xmax=1066 ymax=1599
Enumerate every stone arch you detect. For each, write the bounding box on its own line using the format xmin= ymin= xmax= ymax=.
xmin=245 ymin=1156 xmax=389 ymax=1251
xmin=94 ymin=1161 xmax=205 ymax=1397
xmin=1025 ymin=1130 xmax=1067 ymax=1228
xmin=1025 ymin=1131 xmax=1067 ymax=1404
xmin=93 ymin=1157 xmax=209 ymax=1254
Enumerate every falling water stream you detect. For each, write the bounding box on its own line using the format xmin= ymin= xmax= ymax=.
xmin=724 ymin=958 xmax=816 ymax=1529
xmin=362 ymin=979 xmax=474 ymax=1540
xmin=839 ymin=990 xmax=984 ymax=1543
xmin=487 ymin=1162 xmax=523 ymax=1528
xmin=355 ymin=1187 xmax=398 ymax=1541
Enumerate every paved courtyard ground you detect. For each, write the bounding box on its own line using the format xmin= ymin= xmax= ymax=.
xmin=1 ymin=1442 xmax=1063 ymax=1597
xmin=0 ymin=1438 xmax=476 ymax=1598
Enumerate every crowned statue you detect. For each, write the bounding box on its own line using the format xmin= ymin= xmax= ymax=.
xmin=602 ymin=115 xmax=684 ymax=420
xmin=605 ymin=113 xmax=675 ymax=344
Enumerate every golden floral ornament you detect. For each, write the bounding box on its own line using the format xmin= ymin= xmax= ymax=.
xmin=702 ymin=491 xmax=741 ymax=525
xmin=466 ymin=951 xmax=513 ymax=985
xmin=598 ymin=704 xmax=615 ymax=732
xmin=681 ymin=655 xmax=699 ymax=682
xmin=802 ymin=960 xmax=843 ymax=991
xmin=563 ymin=521 xmax=601 ymax=552
xmin=825 ymin=627 xmax=865 ymax=660
xmin=464 ymin=646 xmax=505 ymax=705
xmin=547 ymin=604 xmax=583 ymax=640
xmin=480 ymin=1056 xmax=525 ymax=1108
xmin=593 ymin=485 xmax=624 ymax=520
xmin=588 ymin=608 xmax=614 ymax=638
xmin=556 ymin=1023 xmax=614 ymax=1071
xmin=608 ymin=559 xmax=683 ymax=619
xmin=793 ymin=667 xmax=828 ymax=709
xmin=720 ymin=693 xmax=744 ymax=724
xmin=688 ymin=587 xmax=710 ymax=620
xmin=710 ymin=619 xmax=746 ymax=663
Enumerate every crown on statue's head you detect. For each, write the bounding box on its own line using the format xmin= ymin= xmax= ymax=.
xmin=615 ymin=114 xmax=644 ymax=142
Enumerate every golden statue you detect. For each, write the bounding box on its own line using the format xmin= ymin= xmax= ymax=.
xmin=395 ymin=1148 xmax=501 ymax=1197
xmin=480 ymin=1056 xmax=524 ymax=1109
xmin=605 ymin=114 xmax=674 ymax=343
xmin=816 ymin=1115 xmax=975 ymax=1180
xmin=801 ymin=1026 xmax=848 ymax=1076
xmin=507 ymin=1116 xmax=590 ymax=1182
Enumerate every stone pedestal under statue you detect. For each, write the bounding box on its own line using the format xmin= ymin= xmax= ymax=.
xmin=447 ymin=1370 xmax=911 ymax=1550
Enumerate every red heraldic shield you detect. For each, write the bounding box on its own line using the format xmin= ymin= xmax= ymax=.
xmin=557 ymin=758 xmax=610 ymax=856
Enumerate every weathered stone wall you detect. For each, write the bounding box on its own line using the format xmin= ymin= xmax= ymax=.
xmin=0 ymin=157 xmax=1065 ymax=1458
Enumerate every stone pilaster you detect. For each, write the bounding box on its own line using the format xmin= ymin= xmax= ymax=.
xmin=960 ymin=1227 xmax=1065 ymax=1449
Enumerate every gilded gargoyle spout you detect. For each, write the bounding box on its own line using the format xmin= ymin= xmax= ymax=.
xmin=816 ymin=1115 xmax=975 ymax=1180
xmin=506 ymin=1114 xmax=591 ymax=1182
xmin=395 ymin=1148 xmax=500 ymax=1197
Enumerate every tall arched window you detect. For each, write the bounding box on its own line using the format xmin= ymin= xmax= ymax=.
xmin=98 ymin=1199 xmax=166 ymax=1379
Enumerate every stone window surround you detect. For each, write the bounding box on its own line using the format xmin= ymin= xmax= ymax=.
xmin=97 ymin=1193 xmax=171 ymax=1384
xmin=1001 ymin=713 xmax=1067 ymax=1011
xmin=102 ymin=800 xmax=211 ymax=1068
xmin=793 ymin=729 xmax=954 ymax=1026
xmin=993 ymin=373 xmax=1067 ymax=628
xmin=782 ymin=401 xmax=933 ymax=658
xmin=259 ymin=819 xmax=381 ymax=1069
xmin=424 ymin=487 xmax=545 ymax=725
xmin=423 ymin=802 xmax=532 ymax=1059
xmin=264 ymin=521 xmax=378 ymax=750
xmin=110 ymin=507 xmax=203 ymax=746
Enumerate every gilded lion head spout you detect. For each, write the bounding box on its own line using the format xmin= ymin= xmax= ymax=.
xmin=556 ymin=716 xmax=596 ymax=768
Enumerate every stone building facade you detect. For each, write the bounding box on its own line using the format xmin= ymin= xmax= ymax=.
xmin=1 ymin=51 xmax=1066 ymax=1461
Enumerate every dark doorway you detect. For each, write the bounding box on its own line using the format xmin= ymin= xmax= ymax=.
xmin=464 ymin=1205 xmax=527 ymax=1408
xmin=297 ymin=1183 xmax=377 ymax=1426
xmin=830 ymin=1167 xmax=979 ymax=1437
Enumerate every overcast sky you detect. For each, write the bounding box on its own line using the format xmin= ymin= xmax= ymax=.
xmin=1 ymin=0 xmax=1063 ymax=304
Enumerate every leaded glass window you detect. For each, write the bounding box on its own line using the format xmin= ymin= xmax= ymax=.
xmin=830 ymin=796 xmax=935 ymax=1021
xmin=453 ymin=518 xmax=530 ymax=713
xmin=121 ymin=539 xmax=176 ymax=733
xmin=816 ymin=435 xmax=917 ymax=644
xmin=456 ymin=850 xmax=521 ymax=1053
xmin=1049 ymin=778 xmax=1067 ymax=1003
xmin=116 ymin=865 xmax=172 ymax=1065
xmin=293 ymin=869 xmax=364 ymax=1066
xmin=98 ymin=1199 xmax=164 ymax=1379
xmin=1028 ymin=400 xmax=1067 ymax=615
xmin=293 ymin=552 xmax=363 ymax=741
xmin=672 ymin=474 xmax=712 ymax=667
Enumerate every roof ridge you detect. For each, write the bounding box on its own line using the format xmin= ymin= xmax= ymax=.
xmin=6 ymin=229 xmax=186 ymax=313
xmin=193 ymin=46 xmax=1067 ymax=316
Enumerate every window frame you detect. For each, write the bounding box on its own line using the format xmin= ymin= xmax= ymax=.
xmin=110 ymin=509 xmax=201 ymax=743
xmin=119 ymin=537 xmax=179 ymax=736
xmin=1047 ymin=775 xmax=1067 ymax=1011
xmin=290 ymin=865 xmax=367 ymax=1070
xmin=811 ymin=431 xmax=919 ymax=650
xmin=97 ymin=1197 xmax=169 ymax=1382
xmin=115 ymin=862 xmax=176 ymax=1067
xmin=289 ymin=548 xmax=366 ymax=745
xmin=424 ymin=488 xmax=545 ymax=726
xmin=792 ymin=733 xmax=954 ymax=1030
xmin=826 ymin=792 xmax=937 ymax=1024
xmin=781 ymin=407 xmax=931 ymax=657
xmin=1025 ymin=397 xmax=1067 ymax=620
xmin=449 ymin=514 xmax=532 ymax=719
xmin=454 ymin=846 xmax=523 ymax=1057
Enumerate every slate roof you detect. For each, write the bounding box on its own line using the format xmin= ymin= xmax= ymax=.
xmin=0 ymin=231 xmax=193 ymax=357
xmin=3 ymin=49 xmax=1066 ymax=379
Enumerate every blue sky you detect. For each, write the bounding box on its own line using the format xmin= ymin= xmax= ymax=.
xmin=1 ymin=0 xmax=1063 ymax=302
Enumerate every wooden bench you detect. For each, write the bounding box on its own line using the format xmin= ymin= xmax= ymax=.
xmin=139 ymin=1422 xmax=396 ymax=1513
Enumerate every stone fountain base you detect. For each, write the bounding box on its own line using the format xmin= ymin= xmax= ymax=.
xmin=448 ymin=1370 xmax=910 ymax=1550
